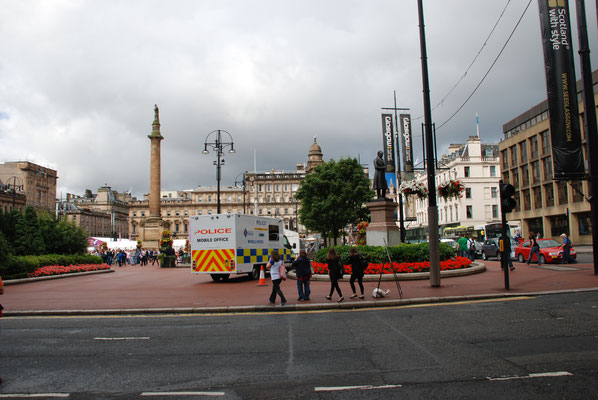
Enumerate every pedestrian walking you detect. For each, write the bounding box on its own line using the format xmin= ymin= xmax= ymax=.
xmin=526 ymin=232 xmax=542 ymax=265
xmin=325 ymin=248 xmax=344 ymax=302
xmin=467 ymin=237 xmax=476 ymax=260
xmin=291 ymin=249 xmax=312 ymax=301
xmin=267 ymin=249 xmax=287 ymax=306
xmin=457 ymin=235 xmax=467 ymax=258
xmin=560 ymin=233 xmax=572 ymax=264
xmin=348 ymin=247 xmax=366 ymax=299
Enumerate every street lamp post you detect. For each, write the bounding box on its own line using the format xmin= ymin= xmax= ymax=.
xmin=202 ymin=130 xmax=235 ymax=214
xmin=235 ymin=173 xmax=246 ymax=214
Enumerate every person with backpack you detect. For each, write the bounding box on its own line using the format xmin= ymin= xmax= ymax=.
xmin=526 ymin=232 xmax=542 ymax=265
xmin=291 ymin=249 xmax=312 ymax=301
xmin=348 ymin=247 xmax=366 ymax=299
xmin=560 ymin=233 xmax=572 ymax=264
xmin=325 ymin=248 xmax=344 ymax=302
xmin=467 ymin=237 xmax=476 ymax=260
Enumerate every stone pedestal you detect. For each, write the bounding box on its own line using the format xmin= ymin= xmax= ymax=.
xmin=366 ymin=199 xmax=400 ymax=247
xmin=141 ymin=216 xmax=164 ymax=250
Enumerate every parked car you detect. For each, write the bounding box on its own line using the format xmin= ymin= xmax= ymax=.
xmin=481 ymin=238 xmax=517 ymax=261
xmin=440 ymin=238 xmax=458 ymax=252
xmin=515 ymin=239 xmax=577 ymax=264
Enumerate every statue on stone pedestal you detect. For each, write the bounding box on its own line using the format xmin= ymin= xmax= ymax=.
xmin=373 ymin=150 xmax=388 ymax=199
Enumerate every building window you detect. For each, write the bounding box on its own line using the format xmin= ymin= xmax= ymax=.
xmin=284 ymin=184 xmax=289 ymax=191
xmin=523 ymin=189 xmax=531 ymax=210
xmin=521 ymin=165 xmax=529 ymax=187
xmin=512 ymin=170 xmax=519 ymax=187
xmin=544 ymin=184 xmax=554 ymax=207
xmin=266 ymin=184 xmax=271 ymax=192
xmin=275 ymin=184 xmax=281 ymax=192
xmin=258 ymin=184 xmax=263 ymax=192
xmin=184 ymin=223 xmax=188 ymax=233
xmin=531 ymin=161 xmax=540 ymax=184
xmin=510 ymin=146 xmax=518 ymax=166
xmin=466 ymin=205 xmax=473 ymax=219
xmin=175 ymin=211 xmax=179 ymax=216
xmin=571 ymin=182 xmax=584 ymax=203
xmin=543 ymin=156 xmax=553 ymax=181
xmin=520 ymin=142 xmax=527 ymax=163
xmin=492 ymin=204 xmax=499 ymax=219
xmin=141 ymin=211 xmax=145 ymax=217
xmin=529 ymin=136 xmax=539 ymax=159
xmin=557 ymin=181 xmax=568 ymax=204
xmin=578 ymin=212 xmax=592 ymax=235
xmin=501 ymin=150 xmax=509 ymax=169
xmin=533 ymin=186 xmax=542 ymax=209
xmin=490 ymin=166 xmax=496 ymax=177
xmin=465 ymin=188 xmax=471 ymax=198
xmin=550 ymin=214 xmax=569 ymax=236
xmin=540 ymin=130 xmax=550 ymax=155
xmin=208 ymin=195 xmax=212 ymax=202
xmin=292 ymin=184 xmax=298 ymax=191
xmin=167 ymin=211 xmax=171 ymax=216
xmin=175 ymin=223 xmax=179 ymax=232
xmin=464 ymin=167 xmax=470 ymax=177
xmin=198 ymin=210 xmax=202 ymax=215
xmin=184 ymin=211 xmax=188 ymax=216
xmin=133 ymin=211 xmax=137 ymax=217
xmin=491 ymin=187 xmax=498 ymax=199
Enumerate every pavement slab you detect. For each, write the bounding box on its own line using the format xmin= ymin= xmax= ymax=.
xmin=1 ymin=260 xmax=597 ymax=315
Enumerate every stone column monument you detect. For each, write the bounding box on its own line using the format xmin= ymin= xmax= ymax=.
xmin=141 ymin=105 xmax=164 ymax=249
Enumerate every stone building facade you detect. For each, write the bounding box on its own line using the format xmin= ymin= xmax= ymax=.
xmin=58 ymin=186 xmax=131 ymax=238
xmin=0 ymin=161 xmax=57 ymax=211
xmin=499 ymin=71 xmax=598 ymax=245
xmin=407 ymin=136 xmax=501 ymax=240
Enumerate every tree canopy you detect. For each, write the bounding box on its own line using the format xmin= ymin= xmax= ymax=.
xmin=295 ymin=157 xmax=373 ymax=243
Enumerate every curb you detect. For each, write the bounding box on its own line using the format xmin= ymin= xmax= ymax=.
xmin=288 ymin=262 xmax=486 ymax=281
xmin=4 ymin=287 xmax=598 ymax=317
xmin=3 ymin=269 xmax=115 ymax=285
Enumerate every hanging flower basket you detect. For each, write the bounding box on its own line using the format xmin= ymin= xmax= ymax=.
xmin=437 ymin=179 xmax=465 ymax=200
xmin=399 ymin=180 xmax=428 ymax=199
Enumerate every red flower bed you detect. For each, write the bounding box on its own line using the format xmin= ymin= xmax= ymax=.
xmin=28 ymin=264 xmax=112 ymax=278
xmin=312 ymin=257 xmax=472 ymax=275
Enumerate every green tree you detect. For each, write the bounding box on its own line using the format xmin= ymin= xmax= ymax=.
xmin=296 ymin=157 xmax=374 ymax=244
xmin=14 ymin=206 xmax=46 ymax=255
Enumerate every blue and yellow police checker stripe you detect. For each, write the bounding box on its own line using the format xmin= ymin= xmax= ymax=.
xmin=236 ymin=248 xmax=293 ymax=265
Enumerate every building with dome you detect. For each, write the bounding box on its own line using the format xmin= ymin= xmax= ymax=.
xmin=306 ymin=137 xmax=323 ymax=173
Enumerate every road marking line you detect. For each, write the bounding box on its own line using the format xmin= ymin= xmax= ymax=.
xmin=314 ymin=384 xmax=402 ymax=392
xmin=140 ymin=392 xmax=225 ymax=396
xmin=0 ymin=394 xmax=70 ymax=398
xmin=94 ymin=337 xmax=150 ymax=340
xmin=487 ymin=371 xmax=572 ymax=381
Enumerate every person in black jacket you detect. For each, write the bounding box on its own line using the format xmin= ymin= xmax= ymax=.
xmin=325 ymin=248 xmax=344 ymax=302
xmin=291 ymin=250 xmax=312 ymax=301
xmin=348 ymin=247 xmax=366 ymax=299
xmin=526 ymin=232 xmax=542 ymax=265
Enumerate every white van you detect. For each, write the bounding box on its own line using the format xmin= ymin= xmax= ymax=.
xmin=189 ymin=214 xmax=293 ymax=281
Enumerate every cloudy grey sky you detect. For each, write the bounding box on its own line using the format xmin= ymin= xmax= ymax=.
xmin=1 ymin=0 xmax=597 ymax=199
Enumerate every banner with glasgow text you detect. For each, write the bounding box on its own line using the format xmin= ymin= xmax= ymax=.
xmin=538 ymin=0 xmax=585 ymax=179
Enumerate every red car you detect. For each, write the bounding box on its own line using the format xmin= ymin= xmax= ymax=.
xmin=515 ymin=238 xmax=576 ymax=264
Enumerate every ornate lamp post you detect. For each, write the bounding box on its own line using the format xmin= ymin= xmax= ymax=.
xmin=202 ymin=130 xmax=235 ymax=214
xmin=234 ymin=173 xmax=246 ymax=214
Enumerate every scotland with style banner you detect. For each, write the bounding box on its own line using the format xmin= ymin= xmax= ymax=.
xmin=399 ymin=114 xmax=414 ymax=173
xmin=538 ymin=0 xmax=585 ymax=179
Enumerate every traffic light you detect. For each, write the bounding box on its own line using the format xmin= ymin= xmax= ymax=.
xmin=500 ymin=183 xmax=516 ymax=213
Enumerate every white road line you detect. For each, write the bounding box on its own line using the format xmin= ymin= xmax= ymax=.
xmin=487 ymin=371 xmax=573 ymax=381
xmin=0 ymin=394 xmax=70 ymax=398
xmin=140 ymin=392 xmax=225 ymax=396
xmin=314 ymin=384 xmax=402 ymax=392
xmin=93 ymin=337 xmax=150 ymax=340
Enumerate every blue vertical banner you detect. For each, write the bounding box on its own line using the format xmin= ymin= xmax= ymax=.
xmin=538 ymin=0 xmax=585 ymax=179
xmin=381 ymin=113 xmax=397 ymax=189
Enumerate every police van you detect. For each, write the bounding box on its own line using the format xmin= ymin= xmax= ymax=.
xmin=189 ymin=214 xmax=294 ymax=281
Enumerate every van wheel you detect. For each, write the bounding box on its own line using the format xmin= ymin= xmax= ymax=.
xmin=211 ymin=274 xmax=222 ymax=281
xmin=249 ymin=266 xmax=260 ymax=280
xmin=220 ymin=274 xmax=230 ymax=281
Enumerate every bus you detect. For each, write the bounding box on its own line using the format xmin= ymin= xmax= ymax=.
xmin=444 ymin=222 xmax=518 ymax=242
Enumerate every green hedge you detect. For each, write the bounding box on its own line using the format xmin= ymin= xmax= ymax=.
xmin=0 ymin=254 xmax=103 ymax=280
xmin=314 ymin=243 xmax=455 ymax=264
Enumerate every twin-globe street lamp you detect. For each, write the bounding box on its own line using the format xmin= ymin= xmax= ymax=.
xmin=202 ymin=130 xmax=235 ymax=214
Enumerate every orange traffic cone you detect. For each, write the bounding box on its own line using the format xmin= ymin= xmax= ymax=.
xmin=257 ymin=265 xmax=268 ymax=287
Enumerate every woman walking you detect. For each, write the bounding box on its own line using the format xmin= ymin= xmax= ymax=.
xmin=325 ymin=248 xmax=344 ymax=302
xmin=348 ymin=247 xmax=366 ymax=299
xmin=526 ymin=232 xmax=542 ymax=265
xmin=267 ymin=249 xmax=287 ymax=306
xmin=291 ymin=249 xmax=312 ymax=301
